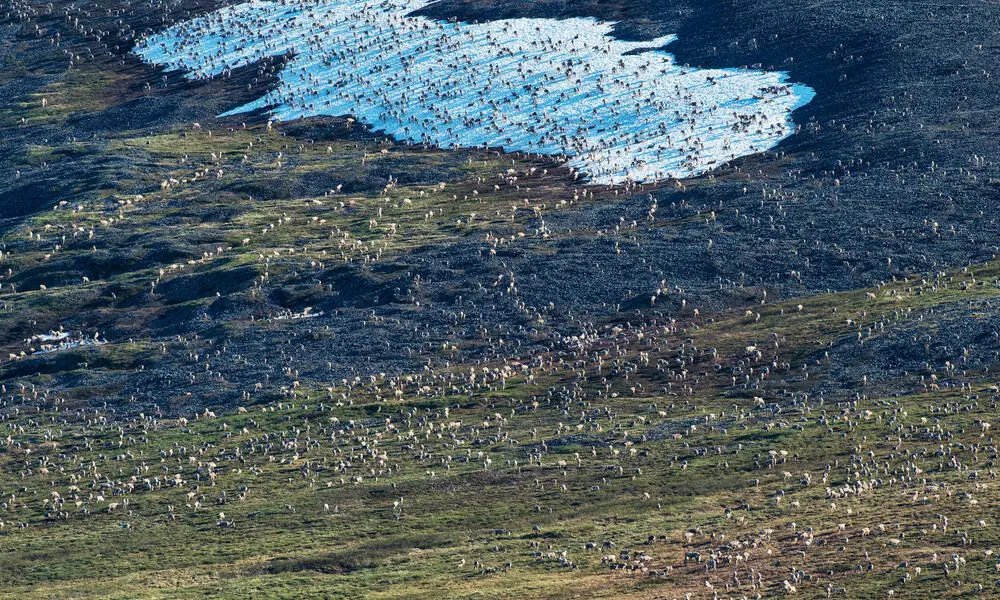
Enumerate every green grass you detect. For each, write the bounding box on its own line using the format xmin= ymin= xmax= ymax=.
xmin=3 ymin=268 xmax=1000 ymax=598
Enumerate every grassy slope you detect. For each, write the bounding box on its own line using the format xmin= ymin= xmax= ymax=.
xmin=2 ymin=0 xmax=1000 ymax=599
xmin=3 ymin=269 xmax=1000 ymax=599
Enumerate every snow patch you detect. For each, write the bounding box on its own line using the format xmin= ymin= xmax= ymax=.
xmin=135 ymin=0 xmax=814 ymax=184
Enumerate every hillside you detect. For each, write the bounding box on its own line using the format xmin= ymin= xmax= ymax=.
xmin=1 ymin=0 xmax=1000 ymax=598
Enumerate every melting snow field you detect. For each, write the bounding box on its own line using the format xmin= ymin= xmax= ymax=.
xmin=135 ymin=0 xmax=815 ymax=184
